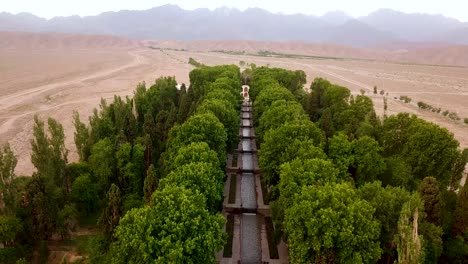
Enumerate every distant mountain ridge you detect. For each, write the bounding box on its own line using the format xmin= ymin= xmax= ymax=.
xmin=1 ymin=5 xmax=467 ymax=47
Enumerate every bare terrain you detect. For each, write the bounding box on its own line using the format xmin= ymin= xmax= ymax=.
xmin=0 ymin=32 xmax=192 ymax=175
xmin=0 ymin=33 xmax=467 ymax=176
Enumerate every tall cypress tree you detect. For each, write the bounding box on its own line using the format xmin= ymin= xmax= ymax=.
xmin=452 ymin=183 xmax=468 ymax=237
xmin=419 ymin=177 xmax=442 ymax=225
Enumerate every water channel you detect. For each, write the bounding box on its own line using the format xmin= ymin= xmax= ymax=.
xmin=239 ymin=102 xmax=262 ymax=263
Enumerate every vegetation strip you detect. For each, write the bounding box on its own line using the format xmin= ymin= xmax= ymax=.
xmin=223 ymin=214 xmax=235 ymax=258
xmin=228 ymin=174 xmax=237 ymax=204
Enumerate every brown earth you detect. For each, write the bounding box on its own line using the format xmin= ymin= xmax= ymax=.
xmin=0 ymin=33 xmax=466 ymax=176
xmin=147 ymin=39 xmax=468 ymax=67
xmin=0 ymin=32 xmax=192 ymax=176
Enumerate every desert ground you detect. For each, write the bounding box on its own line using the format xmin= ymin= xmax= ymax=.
xmin=0 ymin=32 xmax=467 ymax=177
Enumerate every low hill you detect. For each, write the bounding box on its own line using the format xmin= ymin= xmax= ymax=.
xmin=0 ymin=31 xmax=141 ymax=50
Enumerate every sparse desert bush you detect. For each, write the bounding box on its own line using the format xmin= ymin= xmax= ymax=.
xmin=448 ymin=112 xmax=461 ymax=121
xmin=442 ymin=110 xmax=449 ymax=116
xmin=399 ymin=96 xmax=412 ymax=103
xmin=464 ymin=118 xmax=468 ymax=124
xmin=373 ymin=86 xmax=377 ymax=94
xmin=360 ymin=89 xmax=366 ymax=95
xmin=417 ymin=101 xmax=429 ymax=110
xmin=380 ymin=90 xmax=385 ymax=95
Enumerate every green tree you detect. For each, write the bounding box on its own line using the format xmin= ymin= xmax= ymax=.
xmin=419 ymin=221 xmax=443 ymax=264
xmin=0 ymin=215 xmax=23 ymax=246
xmin=259 ymin=120 xmax=325 ymax=188
xmin=25 ymin=176 xmax=58 ymax=240
xmin=71 ymin=174 xmax=99 ymax=215
xmin=381 ymin=113 xmax=461 ymax=189
xmin=272 ymin=159 xmax=340 ymax=235
xmin=342 ymin=95 xmax=376 ymax=137
xmin=395 ymin=193 xmax=424 ymax=264
xmin=147 ymin=76 xmax=179 ymax=114
xmin=31 ymin=116 xmax=69 ymax=189
xmin=204 ymin=89 xmax=239 ymax=110
xmin=110 ymin=186 xmax=226 ymax=263
xmin=196 ymin=98 xmax=239 ymax=151
xmin=257 ymin=100 xmax=308 ymax=141
xmin=253 ymin=84 xmax=295 ymax=124
xmin=89 ymin=138 xmax=115 ymax=193
xmin=0 ymin=215 xmax=23 ymax=263
xmin=352 ymin=136 xmax=386 ymax=185
xmin=142 ymin=112 xmax=157 ymax=164
xmin=449 ymin=149 xmax=468 ymax=191
xmin=88 ymin=99 xmax=116 ymax=145
xmin=0 ymin=143 xmax=18 ymax=214
xmin=452 ymin=183 xmax=468 ymax=237
xmin=419 ymin=177 xmax=442 ymax=225
xmin=305 ymin=77 xmax=331 ymax=121
xmin=166 ymin=113 xmax=227 ymax=166
xmin=116 ymin=143 xmax=145 ymax=195
xmin=47 ymin=118 xmax=69 ymax=189
xmin=402 ymin=120 xmax=459 ymax=186
xmin=320 ymin=108 xmax=334 ymax=138
xmin=73 ymin=111 xmax=90 ymax=161
xmin=143 ymin=165 xmax=158 ymax=204
xmin=176 ymin=83 xmax=191 ymax=123
xmin=359 ymin=181 xmax=412 ymax=262
xmin=57 ymin=203 xmax=78 ymax=240
xmin=98 ymin=184 xmax=122 ymax=239
xmin=164 ymin=142 xmax=220 ymax=174
xmin=30 ymin=116 xmax=50 ymax=179
xmin=381 ymin=156 xmax=417 ymax=191
xmin=160 ymin=162 xmax=224 ymax=213
xmin=328 ymin=133 xmax=354 ymax=180
xmin=284 ymin=183 xmax=381 ymax=263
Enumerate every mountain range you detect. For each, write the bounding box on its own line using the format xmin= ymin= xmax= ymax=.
xmin=1 ymin=5 xmax=468 ymax=47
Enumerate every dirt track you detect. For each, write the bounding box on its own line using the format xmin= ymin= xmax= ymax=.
xmin=0 ymin=48 xmax=192 ymax=175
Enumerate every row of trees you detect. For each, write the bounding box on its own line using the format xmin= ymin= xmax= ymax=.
xmin=109 ymin=65 xmax=242 ymax=262
xmin=0 ymin=65 xmax=242 ymax=263
xmin=249 ymin=66 xmax=468 ymax=263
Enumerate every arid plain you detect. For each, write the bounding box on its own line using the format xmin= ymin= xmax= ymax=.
xmin=1 ymin=32 xmax=467 ymax=176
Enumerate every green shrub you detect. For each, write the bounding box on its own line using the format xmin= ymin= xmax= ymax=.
xmin=448 ymin=112 xmax=461 ymax=121
xmin=399 ymin=96 xmax=412 ymax=103
xmin=188 ymin=58 xmax=204 ymax=68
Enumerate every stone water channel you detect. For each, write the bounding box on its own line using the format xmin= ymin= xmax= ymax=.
xmin=220 ymin=101 xmax=264 ymax=264
xmin=239 ymin=103 xmax=261 ymax=263
xmin=220 ymin=86 xmax=288 ymax=264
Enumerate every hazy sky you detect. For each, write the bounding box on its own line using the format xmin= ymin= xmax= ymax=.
xmin=2 ymin=0 xmax=467 ymax=22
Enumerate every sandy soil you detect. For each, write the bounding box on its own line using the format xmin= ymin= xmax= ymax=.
xmin=147 ymin=40 xmax=468 ymax=67
xmin=0 ymin=33 xmax=466 ymax=176
xmin=0 ymin=35 xmax=193 ymax=175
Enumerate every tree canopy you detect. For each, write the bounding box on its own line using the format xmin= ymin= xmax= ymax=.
xmin=110 ymin=186 xmax=225 ymax=264
xmin=284 ymin=183 xmax=381 ymax=264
